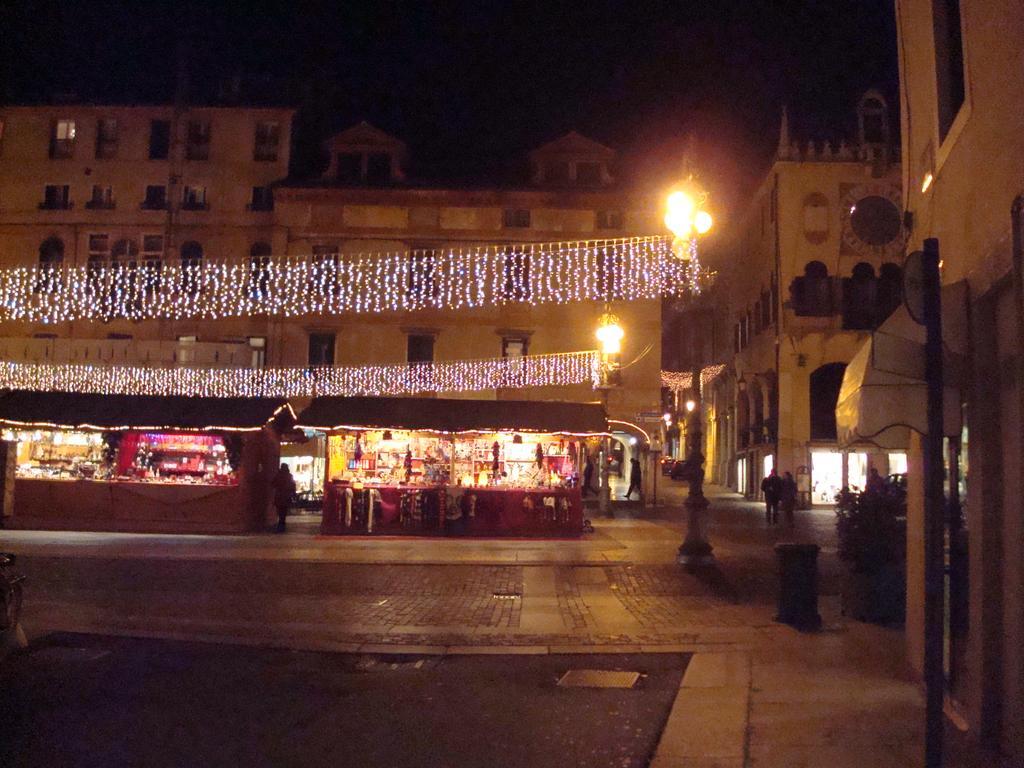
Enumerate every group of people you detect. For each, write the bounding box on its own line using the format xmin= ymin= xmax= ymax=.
xmin=760 ymin=468 xmax=797 ymax=525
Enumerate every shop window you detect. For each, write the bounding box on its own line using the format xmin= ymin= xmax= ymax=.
xmin=790 ymin=261 xmax=833 ymax=316
xmin=248 ymin=336 xmax=267 ymax=368
xmin=253 ymin=121 xmax=281 ymax=161
xmin=877 ymin=263 xmax=902 ymax=323
xmin=502 ymin=336 xmax=529 ymax=358
xmin=40 ymin=184 xmax=71 ymax=210
xmin=308 ymin=333 xmax=335 ymax=367
xmin=142 ymin=185 xmax=167 ymax=210
xmin=180 ymin=241 xmax=203 ymax=295
xmin=186 ymin=120 xmax=211 ymax=161
xmin=842 ymin=262 xmax=877 ymax=330
xmin=407 ymin=334 xmax=434 ymax=364
xmin=503 ymin=209 xmax=531 ymax=229
xmin=809 ymin=363 xmax=847 ymax=441
xmin=249 ymin=241 xmax=272 ymax=298
xmin=177 ymin=335 xmax=197 ymax=364
xmin=95 ymin=118 xmax=118 ymax=159
xmin=149 ymin=120 xmax=171 ymax=160
xmin=933 ymin=0 xmax=965 ymax=143
xmin=365 ymin=152 xmax=391 ymax=185
xmin=50 ymin=119 xmax=76 ymax=158
xmin=502 ymin=247 xmax=531 ymax=301
xmin=35 ymin=236 xmax=65 ymax=293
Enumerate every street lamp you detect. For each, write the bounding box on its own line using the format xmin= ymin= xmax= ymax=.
xmin=595 ymin=312 xmax=625 ymax=513
xmin=665 ymin=184 xmax=716 ymax=568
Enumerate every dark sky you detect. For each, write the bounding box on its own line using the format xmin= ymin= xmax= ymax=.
xmin=0 ymin=0 xmax=898 ymax=212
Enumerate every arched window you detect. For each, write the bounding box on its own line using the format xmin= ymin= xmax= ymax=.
xmin=35 ymin=236 xmax=64 ymax=292
xmin=249 ymin=241 xmax=271 ymax=298
xmin=877 ymin=262 xmax=902 ymax=322
xmin=180 ymin=241 xmax=203 ymax=295
xmin=843 ymin=262 xmax=877 ymax=330
xmin=790 ymin=261 xmax=833 ymax=316
xmin=810 ymin=363 xmax=848 ymax=441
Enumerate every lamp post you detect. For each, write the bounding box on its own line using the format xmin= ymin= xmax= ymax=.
xmin=596 ymin=311 xmax=624 ymax=514
xmin=664 ymin=182 xmax=716 ymax=568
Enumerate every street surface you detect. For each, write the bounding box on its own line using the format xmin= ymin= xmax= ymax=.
xmin=0 ymin=634 xmax=687 ymax=768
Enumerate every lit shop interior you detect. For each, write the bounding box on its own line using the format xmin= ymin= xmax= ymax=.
xmin=296 ymin=396 xmax=608 ymax=536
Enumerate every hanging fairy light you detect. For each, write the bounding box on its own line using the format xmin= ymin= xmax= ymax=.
xmin=0 ymin=235 xmax=706 ymax=325
xmin=660 ymin=364 xmax=727 ymax=392
xmin=0 ymin=350 xmax=602 ymax=398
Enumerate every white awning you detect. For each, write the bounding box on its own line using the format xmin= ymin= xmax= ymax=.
xmin=836 ymin=281 xmax=968 ymax=449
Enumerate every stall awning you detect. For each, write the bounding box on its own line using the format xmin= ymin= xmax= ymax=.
xmin=297 ymin=396 xmax=608 ymax=435
xmin=836 ymin=281 xmax=968 ymax=449
xmin=0 ymin=390 xmax=294 ymax=432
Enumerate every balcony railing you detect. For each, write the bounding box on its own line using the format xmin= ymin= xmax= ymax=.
xmin=0 ymin=235 xmax=694 ymax=324
xmin=0 ymin=350 xmax=601 ymax=399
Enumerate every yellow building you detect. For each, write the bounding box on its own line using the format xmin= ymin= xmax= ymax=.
xmin=878 ymin=0 xmax=1023 ymax=756
xmin=0 ymin=106 xmax=667 ymax=493
xmin=712 ymin=94 xmax=904 ymax=501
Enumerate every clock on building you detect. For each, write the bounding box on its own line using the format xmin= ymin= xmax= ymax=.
xmin=839 ymin=183 xmax=905 ymax=259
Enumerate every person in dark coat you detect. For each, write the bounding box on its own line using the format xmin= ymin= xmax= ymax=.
xmin=582 ymin=455 xmax=597 ymax=496
xmin=781 ymin=471 xmax=798 ymax=525
xmin=272 ymin=463 xmax=297 ymax=532
xmin=761 ymin=468 xmax=782 ymax=525
xmin=624 ymin=457 xmax=643 ymax=499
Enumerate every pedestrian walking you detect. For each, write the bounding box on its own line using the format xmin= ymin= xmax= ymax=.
xmin=624 ymin=456 xmax=642 ymax=500
xmin=761 ymin=468 xmax=782 ymax=525
xmin=781 ymin=471 xmax=797 ymax=525
xmin=272 ymin=463 xmax=296 ymax=532
xmin=582 ymin=454 xmax=597 ymax=496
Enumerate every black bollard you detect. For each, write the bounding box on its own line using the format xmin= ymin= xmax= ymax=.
xmin=774 ymin=543 xmax=822 ymax=631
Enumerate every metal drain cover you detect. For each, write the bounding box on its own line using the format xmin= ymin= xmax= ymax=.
xmin=557 ymin=669 xmax=640 ymax=689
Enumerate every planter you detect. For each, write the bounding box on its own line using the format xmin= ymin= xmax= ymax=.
xmin=841 ymin=562 xmax=906 ymax=624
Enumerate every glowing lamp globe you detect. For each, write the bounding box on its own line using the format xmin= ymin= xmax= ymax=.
xmin=664 ymin=190 xmax=696 ymax=240
xmin=694 ymin=210 xmax=713 ymax=235
xmin=596 ymin=313 xmax=625 ymax=355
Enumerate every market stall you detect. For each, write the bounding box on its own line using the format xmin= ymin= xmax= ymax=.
xmin=0 ymin=390 xmax=294 ymax=533
xmin=296 ymin=396 xmax=608 ymax=537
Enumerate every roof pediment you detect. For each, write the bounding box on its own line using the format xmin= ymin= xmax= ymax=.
xmin=324 ymin=121 xmax=407 ymax=153
xmin=529 ymin=131 xmax=615 ymax=160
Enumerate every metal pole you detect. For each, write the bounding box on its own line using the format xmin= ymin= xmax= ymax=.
xmin=922 ymin=237 xmax=945 ymax=768
xmin=678 ymin=362 xmax=714 ymax=568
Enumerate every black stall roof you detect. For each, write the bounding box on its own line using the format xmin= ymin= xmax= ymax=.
xmin=0 ymin=390 xmax=294 ymax=432
xmin=297 ymin=396 xmax=608 ymax=435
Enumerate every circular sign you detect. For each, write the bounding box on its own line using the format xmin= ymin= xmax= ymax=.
xmin=902 ymin=250 xmax=925 ymax=325
xmin=850 ymin=195 xmax=902 ymax=245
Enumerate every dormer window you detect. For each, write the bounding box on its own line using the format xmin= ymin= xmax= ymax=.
xmin=575 ymin=162 xmax=602 ymax=186
xmin=337 ymin=153 xmax=361 ymax=183
xmin=323 ymin=122 xmax=407 ymax=186
xmin=548 ymin=161 xmax=571 ymax=184
xmin=366 ymin=153 xmax=391 ymax=184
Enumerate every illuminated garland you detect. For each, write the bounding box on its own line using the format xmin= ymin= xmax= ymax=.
xmin=0 ymin=351 xmax=601 ymax=398
xmin=0 ymin=236 xmax=706 ymax=324
xmin=660 ymin=364 xmax=727 ymax=392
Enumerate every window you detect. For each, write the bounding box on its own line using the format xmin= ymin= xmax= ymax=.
xmin=149 ymin=120 xmax=171 ymax=159
xmin=180 ymin=241 xmax=203 ymax=294
xmin=186 ymin=120 xmax=211 ymax=161
xmin=876 ymin=263 xmax=903 ymax=323
xmin=503 ymin=209 xmax=531 ymax=228
xmin=142 ymin=185 xmax=167 ymax=210
xmin=111 ymin=239 xmax=140 ymax=300
xmin=248 ymin=336 xmax=266 ymax=368
xmin=502 ymin=247 xmax=531 ymax=301
xmin=336 ymin=152 xmax=361 ymax=183
xmin=502 ymin=336 xmax=529 ymax=358
xmin=40 ymin=185 xmax=71 ymax=210
xmin=547 ymin=161 xmax=571 ymax=184
xmin=933 ymin=0 xmax=965 ymax=143
xmin=311 ymin=244 xmax=340 ymax=294
xmin=253 ymin=121 xmax=280 ymax=161
xmin=86 ymin=185 xmax=114 ymax=210
xmin=87 ymin=234 xmax=109 ymax=293
xmin=308 ymin=333 xmax=335 ymax=367
xmin=596 ymin=210 xmax=624 ymax=229
xmin=790 ymin=261 xmax=833 ymax=317
xmin=181 ymin=185 xmax=208 ymax=210
xmin=177 ymin=335 xmax=197 ymax=364
xmin=249 ymin=241 xmax=272 ymax=298
xmin=95 ymin=118 xmax=118 ymax=159
xmin=408 ymin=249 xmax=438 ymax=305
xmin=249 ymin=186 xmax=273 ymax=211
xmin=142 ymin=235 xmax=164 ymax=293
xmin=365 ymin=152 xmax=391 ymax=185
xmin=111 ymin=238 xmax=139 ymax=267
xmin=88 ymin=233 xmax=110 ymax=261
xmin=406 ymin=334 xmax=434 ymax=364
xmin=575 ymin=162 xmax=601 ymax=186
xmin=842 ymin=262 xmax=877 ymax=330
xmin=50 ymin=119 xmax=76 ymax=158
xmin=35 ymin=237 xmax=64 ymax=293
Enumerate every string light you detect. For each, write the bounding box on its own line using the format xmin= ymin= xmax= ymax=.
xmin=660 ymin=364 xmax=727 ymax=392
xmin=0 ymin=236 xmax=705 ymax=324
xmin=0 ymin=351 xmax=602 ymax=398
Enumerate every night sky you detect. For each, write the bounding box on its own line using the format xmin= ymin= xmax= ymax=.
xmin=0 ymin=0 xmax=898 ymax=213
